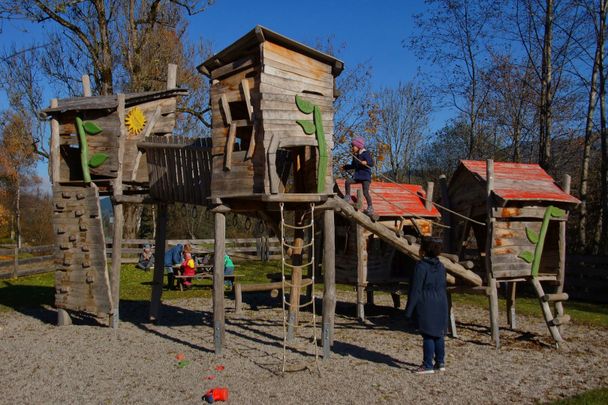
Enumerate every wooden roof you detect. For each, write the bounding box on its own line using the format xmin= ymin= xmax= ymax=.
xmin=453 ymin=160 xmax=580 ymax=204
xmin=40 ymin=88 xmax=188 ymax=116
xmin=335 ymin=179 xmax=441 ymax=218
xmin=197 ymin=25 xmax=344 ymax=77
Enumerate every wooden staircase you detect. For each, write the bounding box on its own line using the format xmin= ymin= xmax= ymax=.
xmin=52 ymin=184 xmax=113 ymax=316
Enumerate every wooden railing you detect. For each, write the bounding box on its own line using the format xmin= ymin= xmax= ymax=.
xmin=0 ymin=245 xmax=55 ymax=279
xmin=106 ymin=238 xmax=283 ymax=263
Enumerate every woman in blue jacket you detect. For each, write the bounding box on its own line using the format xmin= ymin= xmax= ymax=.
xmin=164 ymin=243 xmax=191 ymax=290
xmin=405 ymin=238 xmax=448 ymax=374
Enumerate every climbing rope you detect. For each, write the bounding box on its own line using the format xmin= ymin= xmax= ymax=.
xmin=279 ymin=202 xmax=320 ymax=374
xmin=344 ymin=151 xmax=486 ymax=227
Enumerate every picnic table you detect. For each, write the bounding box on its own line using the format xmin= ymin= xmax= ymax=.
xmin=172 ymin=264 xmax=241 ymax=292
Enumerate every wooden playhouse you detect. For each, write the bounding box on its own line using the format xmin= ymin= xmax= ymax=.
xmin=446 ymin=160 xmax=580 ymax=346
xmin=41 ymin=67 xmax=186 ymax=325
xmin=334 ymin=179 xmax=441 ymax=320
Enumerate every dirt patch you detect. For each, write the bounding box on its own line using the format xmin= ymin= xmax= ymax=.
xmin=1 ymin=291 xmax=606 ymax=404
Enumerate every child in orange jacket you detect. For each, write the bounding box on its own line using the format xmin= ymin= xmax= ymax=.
xmin=180 ymin=252 xmax=196 ymax=289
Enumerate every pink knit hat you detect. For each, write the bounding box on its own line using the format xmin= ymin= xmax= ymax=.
xmin=351 ymin=137 xmax=365 ymax=149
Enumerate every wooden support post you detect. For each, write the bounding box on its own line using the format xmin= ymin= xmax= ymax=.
xmin=57 ymin=308 xmax=72 ymax=326
xmin=356 ymin=223 xmax=367 ymax=322
xmin=149 ymin=204 xmax=168 ymax=322
xmin=110 ymin=94 xmax=126 ymax=329
xmin=287 ymin=232 xmax=303 ymax=341
xmin=213 ymin=211 xmax=226 ymax=355
xmin=50 ymin=99 xmax=60 ymax=183
xmin=366 ymin=290 xmax=375 ymax=306
xmin=506 ymin=282 xmax=517 ymax=330
xmin=425 ymin=181 xmax=434 ymax=211
xmin=234 ymin=282 xmax=243 ymax=314
xmin=322 ymin=209 xmax=336 ymax=360
xmin=486 ymin=159 xmax=500 ymax=348
xmin=438 ymin=175 xmax=454 ymax=253
xmin=556 ymin=174 xmax=571 ymax=335
xmin=166 ymin=64 xmax=177 ymax=90
xmin=12 ymin=246 xmax=18 ymax=278
xmin=81 ymin=75 xmax=92 ymax=97
xmin=447 ymin=291 xmax=457 ymax=337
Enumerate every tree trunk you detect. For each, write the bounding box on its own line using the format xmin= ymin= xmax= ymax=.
xmin=539 ymin=0 xmax=553 ymax=170
xmin=579 ymin=45 xmax=600 ymax=252
xmin=600 ymin=0 xmax=608 ymax=254
xmin=15 ymin=181 xmax=21 ymax=249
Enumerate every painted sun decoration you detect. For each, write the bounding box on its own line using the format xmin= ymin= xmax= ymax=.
xmin=125 ymin=107 xmax=146 ymax=135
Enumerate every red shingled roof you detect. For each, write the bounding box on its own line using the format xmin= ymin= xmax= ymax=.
xmin=458 ymin=160 xmax=580 ymax=204
xmin=335 ymin=179 xmax=441 ymax=218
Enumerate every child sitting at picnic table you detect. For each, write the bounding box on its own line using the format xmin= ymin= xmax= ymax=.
xmin=179 ymin=252 xmax=196 ymax=290
xmin=224 ymin=254 xmax=235 ymax=288
xmin=135 ymin=243 xmax=154 ymax=271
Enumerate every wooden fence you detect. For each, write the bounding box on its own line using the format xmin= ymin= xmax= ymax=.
xmin=0 ymin=245 xmax=55 ymax=279
xmin=106 ymin=238 xmax=283 ymax=264
xmin=565 ymin=255 xmax=608 ymax=303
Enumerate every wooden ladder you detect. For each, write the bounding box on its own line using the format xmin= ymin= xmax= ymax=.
xmin=530 ymin=277 xmax=570 ymax=347
xmin=279 ymin=203 xmax=320 ymax=373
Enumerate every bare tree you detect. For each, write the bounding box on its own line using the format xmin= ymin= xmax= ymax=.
xmin=374 ymin=81 xmax=431 ymax=182
xmin=410 ymin=0 xmax=498 ymax=159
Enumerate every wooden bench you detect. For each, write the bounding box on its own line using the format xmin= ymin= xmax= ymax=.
xmin=233 ymin=278 xmax=313 ymax=313
xmin=174 ymin=272 xmax=243 ymax=291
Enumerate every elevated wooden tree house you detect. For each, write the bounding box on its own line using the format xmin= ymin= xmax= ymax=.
xmin=41 ymin=66 xmax=186 ymax=326
xmin=445 ymin=160 xmax=580 ymax=347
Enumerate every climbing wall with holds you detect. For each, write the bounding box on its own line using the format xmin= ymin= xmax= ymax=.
xmin=52 ymin=184 xmax=112 ymax=315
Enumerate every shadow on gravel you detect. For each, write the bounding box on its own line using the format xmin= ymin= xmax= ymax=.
xmin=332 ymin=341 xmax=418 ymax=369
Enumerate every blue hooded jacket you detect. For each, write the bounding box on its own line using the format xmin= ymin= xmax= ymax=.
xmin=404 ymin=256 xmax=449 ymax=337
xmin=164 ymin=244 xmax=184 ymax=267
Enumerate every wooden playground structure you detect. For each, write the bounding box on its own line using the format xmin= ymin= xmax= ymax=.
xmin=41 ymin=26 xmax=579 ymax=361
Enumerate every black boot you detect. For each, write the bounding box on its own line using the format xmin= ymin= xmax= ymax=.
xmin=166 ymin=273 xmax=175 ymax=290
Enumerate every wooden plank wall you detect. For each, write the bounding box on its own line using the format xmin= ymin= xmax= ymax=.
xmin=210 ymin=54 xmax=259 ymax=197
xmin=490 ymin=215 xmax=561 ymax=279
xmin=259 ymin=41 xmax=335 ymax=194
xmin=122 ymin=98 xmax=178 ymax=184
xmin=140 ymin=136 xmax=212 ymax=205
xmin=57 ymin=110 xmax=120 ymax=180
xmin=52 ymin=184 xmax=112 ymax=314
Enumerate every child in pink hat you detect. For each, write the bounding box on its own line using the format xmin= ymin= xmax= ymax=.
xmin=341 ymin=137 xmax=374 ymax=215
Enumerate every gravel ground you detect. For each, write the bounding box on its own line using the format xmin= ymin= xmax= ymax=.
xmin=1 ymin=291 xmax=606 ymax=404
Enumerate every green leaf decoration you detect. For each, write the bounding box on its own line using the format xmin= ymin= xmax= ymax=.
xmin=83 ymin=121 xmax=103 ymax=135
xmin=88 ymin=152 xmax=109 ymax=168
xmin=296 ymin=120 xmax=316 ymax=135
xmin=295 ymin=95 xmax=314 ymax=114
xmin=525 ymin=227 xmax=539 ymax=244
xmin=518 ymin=250 xmax=534 ymax=263
xmin=549 ymin=206 xmax=566 ymax=218
xmin=177 ymin=360 xmax=190 ymax=368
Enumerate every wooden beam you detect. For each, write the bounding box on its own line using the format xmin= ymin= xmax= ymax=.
xmin=50 ymin=99 xmax=60 ymax=184
xmin=425 ymin=181 xmax=434 ymax=211
xmin=166 ymin=64 xmax=177 ymax=90
xmin=110 ymin=94 xmax=126 ymax=329
xmin=322 ymin=209 xmax=336 ymax=360
xmin=356 ymin=223 xmax=367 ymax=322
xmin=556 ymin=173 xmax=571 ymax=334
xmin=81 ymin=75 xmax=92 ymax=97
xmin=213 ymin=212 xmax=226 ymax=355
xmin=486 ymin=159 xmax=500 ymax=348
xmin=149 ymin=204 xmax=168 ymax=322
xmin=224 ymin=122 xmax=236 ymax=171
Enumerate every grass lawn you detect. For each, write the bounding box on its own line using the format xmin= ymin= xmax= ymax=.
xmin=548 ymin=388 xmax=608 ymax=404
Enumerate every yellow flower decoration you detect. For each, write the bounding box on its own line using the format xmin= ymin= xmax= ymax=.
xmin=125 ymin=107 xmax=146 ymax=135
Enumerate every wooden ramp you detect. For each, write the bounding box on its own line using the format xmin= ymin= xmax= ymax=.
xmin=329 ymin=197 xmax=483 ymax=286
xmin=52 ymin=184 xmax=113 ymax=315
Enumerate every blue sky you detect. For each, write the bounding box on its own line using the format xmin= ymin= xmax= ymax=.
xmin=1 ymin=0 xmax=441 ymax=190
